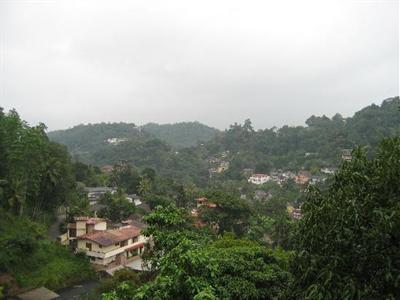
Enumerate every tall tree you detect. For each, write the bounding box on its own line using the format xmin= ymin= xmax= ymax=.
xmin=291 ymin=138 xmax=400 ymax=299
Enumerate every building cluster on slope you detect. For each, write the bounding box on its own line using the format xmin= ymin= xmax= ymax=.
xmin=191 ymin=197 xmax=217 ymax=228
xmin=287 ymin=205 xmax=303 ymax=220
xmin=207 ymin=151 xmax=231 ymax=177
xmin=83 ymin=186 xmax=146 ymax=215
xmin=208 ymin=161 xmax=230 ymax=176
xmin=247 ymin=169 xmax=331 ymax=187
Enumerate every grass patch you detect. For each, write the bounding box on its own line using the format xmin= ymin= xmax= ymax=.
xmin=0 ymin=210 xmax=95 ymax=291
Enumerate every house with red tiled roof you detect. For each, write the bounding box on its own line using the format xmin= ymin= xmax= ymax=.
xmin=191 ymin=198 xmax=217 ymax=229
xmin=59 ymin=216 xmax=148 ymax=266
xmin=76 ymin=225 xmax=147 ymax=266
xmin=196 ymin=197 xmax=216 ymax=208
xmin=295 ymin=171 xmax=311 ymax=185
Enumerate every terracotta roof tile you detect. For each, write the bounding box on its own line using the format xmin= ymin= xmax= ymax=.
xmin=78 ymin=226 xmax=141 ymax=246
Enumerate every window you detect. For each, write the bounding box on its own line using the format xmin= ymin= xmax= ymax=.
xmin=99 ymin=244 xmax=102 ymax=248
xmin=86 ymin=243 xmax=92 ymax=251
xmin=115 ymin=243 xmax=119 ymax=247
xmin=120 ymin=240 xmax=128 ymax=247
xmin=69 ymin=229 xmax=76 ymax=237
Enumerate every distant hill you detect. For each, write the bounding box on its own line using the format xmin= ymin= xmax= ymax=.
xmin=47 ymin=122 xmax=147 ymax=162
xmin=48 ymin=121 xmax=219 ymax=151
xmin=141 ymin=122 xmax=219 ymax=148
xmin=47 ymin=122 xmax=219 ymax=184
xmin=47 ymin=97 xmax=399 ymax=185
xmin=201 ymin=97 xmax=400 ymax=179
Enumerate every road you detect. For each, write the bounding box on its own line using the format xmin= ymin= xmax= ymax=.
xmin=56 ymin=280 xmax=100 ymax=300
xmin=47 ymin=211 xmax=66 ymax=240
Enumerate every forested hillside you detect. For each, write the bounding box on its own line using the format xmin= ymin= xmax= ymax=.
xmin=205 ymin=97 xmax=400 ymax=178
xmin=48 ymin=121 xmax=219 ymax=153
xmin=47 ymin=97 xmax=400 ymax=185
xmin=141 ymin=122 xmax=219 ymax=147
xmin=48 ymin=122 xmax=149 ymax=162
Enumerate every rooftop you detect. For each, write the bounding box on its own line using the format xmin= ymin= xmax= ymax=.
xmin=78 ymin=226 xmax=141 ymax=246
xmin=251 ymin=173 xmax=269 ymax=178
xmin=74 ymin=216 xmax=106 ymax=225
xmin=84 ymin=186 xmax=114 ymax=193
xmin=17 ymin=287 xmax=59 ymax=300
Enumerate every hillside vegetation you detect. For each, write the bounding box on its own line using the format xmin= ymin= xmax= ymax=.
xmin=0 ymin=108 xmax=94 ymax=294
xmin=102 ymin=137 xmax=400 ymax=299
xmin=141 ymin=122 xmax=219 ymax=148
xmin=0 ymin=211 xmax=94 ymax=292
xmin=47 ymin=97 xmax=400 ymax=185
xmin=48 ymin=121 xmax=219 ymax=152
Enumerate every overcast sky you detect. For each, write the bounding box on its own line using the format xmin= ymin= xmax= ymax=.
xmin=0 ymin=0 xmax=398 ymax=131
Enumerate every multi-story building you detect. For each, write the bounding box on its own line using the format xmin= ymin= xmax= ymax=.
xmin=76 ymin=225 xmax=147 ymax=266
xmin=59 ymin=216 xmax=148 ymax=266
xmin=61 ymin=217 xmax=107 ymax=248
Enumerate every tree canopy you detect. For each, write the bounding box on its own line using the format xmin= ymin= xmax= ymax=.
xmin=291 ymin=138 xmax=400 ymax=299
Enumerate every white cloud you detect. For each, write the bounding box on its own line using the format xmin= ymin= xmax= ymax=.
xmin=0 ymin=0 xmax=398 ymax=130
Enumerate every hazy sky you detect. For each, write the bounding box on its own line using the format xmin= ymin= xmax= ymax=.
xmin=0 ymin=0 xmax=398 ymax=131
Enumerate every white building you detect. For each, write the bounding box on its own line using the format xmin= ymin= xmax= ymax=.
xmin=248 ymin=174 xmax=270 ymax=185
xmin=107 ymin=137 xmax=128 ymax=145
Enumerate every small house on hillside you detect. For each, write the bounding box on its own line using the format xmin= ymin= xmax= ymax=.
xmin=196 ymin=197 xmax=216 ymax=208
xmin=341 ymin=149 xmax=352 ymax=161
xmin=192 ymin=198 xmax=217 ymax=228
xmin=254 ymin=190 xmax=272 ymax=201
xmin=126 ymin=194 xmax=143 ymax=206
xmin=248 ymin=174 xmax=270 ymax=185
xmin=84 ymin=187 xmax=116 ymax=205
xmin=321 ymin=167 xmax=336 ymax=175
xmin=295 ymin=171 xmax=311 ymax=185
xmin=100 ymin=165 xmax=114 ymax=174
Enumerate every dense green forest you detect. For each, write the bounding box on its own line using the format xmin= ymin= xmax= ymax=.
xmin=48 ymin=97 xmax=400 ymax=185
xmin=141 ymin=122 xmax=219 ymax=148
xmin=0 ymin=108 xmax=94 ymax=295
xmin=48 ymin=121 xmax=219 ymax=153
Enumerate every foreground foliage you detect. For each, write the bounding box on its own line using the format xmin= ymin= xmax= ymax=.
xmin=0 ymin=108 xmax=95 ymax=296
xmin=0 ymin=108 xmax=75 ymax=220
xmin=291 ymin=138 xmax=400 ymax=299
xmin=103 ymin=205 xmax=292 ymax=299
